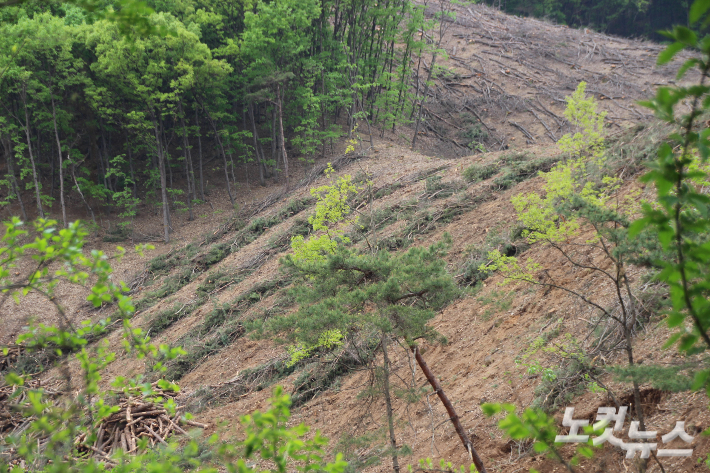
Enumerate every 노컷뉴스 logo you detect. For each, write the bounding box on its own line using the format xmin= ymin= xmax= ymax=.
xmin=555 ymin=406 xmax=694 ymax=458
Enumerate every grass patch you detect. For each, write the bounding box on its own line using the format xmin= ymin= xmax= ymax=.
xmin=196 ymin=269 xmax=245 ymax=298
xmin=103 ymin=225 xmax=129 ymax=242
xmin=185 ymin=357 xmax=298 ymax=412
xmin=390 ymin=193 xmax=493 ymax=249
xmin=135 ymin=198 xmax=314 ymax=315
xmin=267 ymin=218 xmax=311 ymax=250
xmin=603 ymin=121 xmax=674 ymax=176
xmin=477 ymin=290 xmax=515 ymax=320
xmin=353 ymin=200 xmax=419 ymax=242
xmin=291 ymin=343 xmax=374 ymax=407
xmin=462 ymin=163 xmax=498 ymax=183
xmin=136 ymin=266 xmax=197 ymax=311
xmin=531 ymin=358 xmax=602 ymax=412
xmin=424 ymin=175 xmax=465 ymax=199
xmin=458 ymin=123 xmax=488 ymax=150
xmin=148 ymin=301 xmax=200 ymax=334
xmin=492 ymin=152 xmax=560 ymax=190
xmin=458 ymin=225 xmax=529 ymax=287
xmin=373 ymin=182 xmax=404 ymax=199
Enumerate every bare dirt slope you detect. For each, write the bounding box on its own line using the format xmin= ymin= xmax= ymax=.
xmin=388 ymin=2 xmax=695 ymax=158
xmin=58 ymin=134 xmax=706 ymax=473
xmin=4 ymin=4 xmax=708 ymax=473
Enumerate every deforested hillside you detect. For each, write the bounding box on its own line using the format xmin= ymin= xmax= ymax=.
xmin=90 ymin=125 xmax=706 ymax=473
xmin=387 ymin=1 xmax=696 ymax=158
xmin=2 ymin=2 xmax=710 ymax=473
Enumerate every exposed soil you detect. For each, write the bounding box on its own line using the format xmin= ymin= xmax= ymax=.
xmin=3 ymin=3 xmax=709 ymax=473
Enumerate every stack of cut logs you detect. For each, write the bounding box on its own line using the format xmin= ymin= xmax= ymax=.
xmin=76 ymin=384 xmax=207 ymax=461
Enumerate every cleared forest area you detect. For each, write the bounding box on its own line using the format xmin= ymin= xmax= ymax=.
xmin=2 ymin=2 xmax=710 ymax=473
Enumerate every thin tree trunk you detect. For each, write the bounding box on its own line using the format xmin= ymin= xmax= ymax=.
xmin=271 ymin=107 xmax=278 ymax=180
xmin=70 ymin=157 xmax=96 ymax=225
xmin=179 ymin=101 xmax=194 ymax=221
xmin=195 ymin=108 xmax=205 ymax=201
xmin=127 ymin=138 xmax=137 ymax=197
xmin=276 ymin=84 xmax=290 ymax=190
xmin=2 ymin=136 xmax=27 ymax=220
xmin=36 ymin=130 xmax=42 ymax=182
xmin=248 ymin=102 xmax=266 ymax=186
xmin=50 ymin=140 xmax=55 ymax=200
xmin=100 ymin=123 xmax=113 ymax=193
xmin=623 ymin=328 xmax=649 ymax=473
xmin=158 ymin=114 xmax=173 ymax=230
xmin=203 ymin=107 xmax=235 ymax=205
xmin=152 ymin=116 xmax=170 ymax=243
xmin=21 ymin=90 xmax=44 ymax=218
xmin=413 ymin=346 xmax=488 ymax=473
xmin=412 ymin=50 xmax=438 ymax=148
xmin=50 ymin=95 xmax=67 ymax=228
xmin=381 ymin=334 xmax=400 ymax=473
xmin=410 ymin=42 xmax=425 ymax=121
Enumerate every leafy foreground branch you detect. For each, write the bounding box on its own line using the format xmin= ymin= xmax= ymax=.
xmin=0 ymin=217 xmax=348 ymax=473
xmin=471 ymin=2 xmax=710 ymax=471
xmin=0 ymin=213 xmax=485 ymax=473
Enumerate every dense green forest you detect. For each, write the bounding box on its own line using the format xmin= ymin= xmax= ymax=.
xmin=0 ymin=0 xmax=449 ymax=242
xmin=481 ymin=0 xmax=691 ymax=39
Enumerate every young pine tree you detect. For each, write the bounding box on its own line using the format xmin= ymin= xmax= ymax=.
xmin=263 ymin=166 xmax=487 ymax=473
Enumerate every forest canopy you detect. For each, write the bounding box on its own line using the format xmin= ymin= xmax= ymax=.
xmin=0 ymin=0 xmax=444 ymax=242
xmin=480 ymin=0 xmax=691 ymax=40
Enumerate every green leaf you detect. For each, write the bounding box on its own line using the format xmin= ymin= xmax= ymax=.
xmin=481 ymin=403 xmax=502 ymax=416
xmin=692 ymin=368 xmax=710 ymax=390
xmin=675 ymin=26 xmax=698 ymax=46
xmin=5 ymin=372 xmax=24 ymax=386
xmin=578 ymin=445 xmax=594 ymax=458
xmin=690 ymin=0 xmax=710 ymax=24
xmin=658 ymin=42 xmax=684 ymax=66
xmin=532 ymin=441 xmax=549 ymax=453
xmin=677 ymin=58 xmax=701 ymax=80
xmin=628 ymin=217 xmax=650 ymax=238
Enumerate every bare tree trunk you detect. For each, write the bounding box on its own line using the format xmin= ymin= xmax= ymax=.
xmin=271 ymin=107 xmax=278 ymax=180
xmin=412 ymin=50 xmax=438 ymax=148
xmin=21 ymin=90 xmax=44 ymax=218
xmin=100 ymin=123 xmax=114 ymax=194
xmin=381 ymin=334 xmax=400 ymax=473
xmin=50 ymin=96 xmax=67 ymax=228
xmin=70 ymin=155 xmax=96 ymax=225
xmin=152 ymin=116 xmax=170 ymax=243
xmin=413 ymin=346 xmax=488 ymax=473
xmin=203 ymin=107 xmax=235 ymax=206
xmin=159 ymin=114 xmax=172 ymax=230
xmin=127 ymin=138 xmax=137 ymax=197
xmin=276 ymin=84 xmax=290 ymax=190
xmin=248 ymin=102 xmax=266 ymax=187
xmin=50 ymin=140 xmax=55 ymax=200
xmin=179 ymin=101 xmax=194 ymax=221
xmin=2 ymin=136 xmax=27 ymax=220
xmin=195 ymin=108 xmax=205 ymax=202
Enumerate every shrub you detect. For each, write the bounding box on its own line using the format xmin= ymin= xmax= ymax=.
xmin=462 ymin=164 xmax=497 ymax=183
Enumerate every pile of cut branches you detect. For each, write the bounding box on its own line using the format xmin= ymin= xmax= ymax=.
xmin=76 ymin=384 xmax=207 ymax=461
xmin=1 ymin=379 xmax=61 ymax=467
xmin=0 ymin=379 xmax=60 ymax=435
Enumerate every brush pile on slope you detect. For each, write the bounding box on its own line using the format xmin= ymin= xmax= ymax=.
xmin=76 ymin=383 xmax=207 ymax=462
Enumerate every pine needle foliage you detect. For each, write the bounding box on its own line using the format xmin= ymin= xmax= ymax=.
xmin=271 ymin=235 xmax=458 ymax=351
